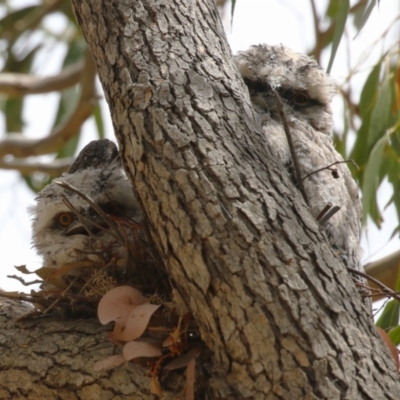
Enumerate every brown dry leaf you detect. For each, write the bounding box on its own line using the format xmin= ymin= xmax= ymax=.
xmin=185 ymin=357 xmax=196 ymax=400
xmin=34 ymin=267 xmax=56 ymax=280
xmin=164 ymin=346 xmax=201 ymax=371
xmin=150 ymin=375 xmax=162 ymax=397
xmin=93 ymin=354 xmax=126 ymax=371
xmin=34 ymin=267 xmax=67 ymax=289
xmin=14 ymin=265 xmax=32 ymax=274
xmin=123 ymin=340 xmax=162 ymax=360
xmin=163 ymin=316 xmax=183 ymax=348
xmin=377 ymin=327 xmax=400 ymax=371
xmin=47 ymin=261 xmax=96 ymax=279
xmin=117 ymin=303 xmax=161 ymax=341
xmin=97 ymin=286 xmax=148 ymax=325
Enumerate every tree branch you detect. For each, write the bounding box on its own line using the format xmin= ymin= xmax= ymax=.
xmin=2 ymin=0 xmax=64 ymax=39
xmin=0 ymin=62 xmax=83 ymax=97
xmin=0 ymin=49 xmax=97 ymax=159
xmin=365 ymin=249 xmax=400 ymax=300
xmin=0 ymin=158 xmax=71 ymax=175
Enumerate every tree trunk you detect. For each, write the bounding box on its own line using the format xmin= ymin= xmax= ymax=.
xmin=1 ymin=0 xmax=399 ymax=399
xmin=0 ymin=298 xmax=180 ymax=400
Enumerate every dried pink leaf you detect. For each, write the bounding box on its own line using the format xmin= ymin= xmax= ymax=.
xmin=97 ymin=286 xmax=148 ymax=325
xmin=164 ymin=346 xmax=201 ymax=371
xmin=118 ymin=303 xmax=161 ymax=341
xmin=93 ymin=354 xmax=126 ymax=371
xmin=123 ymin=340 xmax=162 ymax=360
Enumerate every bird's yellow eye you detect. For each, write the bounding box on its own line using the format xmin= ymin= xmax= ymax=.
xmin=292 ymin=92 xmax=309 ymax=105
xmin=57 ymin=212 xmax=74 ymax=227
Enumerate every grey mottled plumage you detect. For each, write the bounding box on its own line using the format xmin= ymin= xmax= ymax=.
xmin=30 ymin=139 xmax=142 ymax=269
xmin=235 ymin=44 xmax=366 ymax=288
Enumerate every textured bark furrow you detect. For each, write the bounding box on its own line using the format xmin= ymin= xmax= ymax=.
xmin=68 ymin=0 xmax=400 ymax=398
xmin=0 ymin=300 xmax=187 ymax=400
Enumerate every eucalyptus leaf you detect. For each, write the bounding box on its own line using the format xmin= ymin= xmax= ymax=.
xmin=349 ymin=115 xmax=371 ymax=181
xmin=376 ymin=299 xmax=400 ymax=330
xmin=327 ymin=0 xmax=349 ymax=74
xmin=354 ymin=0 xmax=379 ymax=38
xmin=93 ymin=104 xmax=105 ymax=139
xmin=359 ymin=62 xmax=381 ymax=118
xmin=388 ymin=324 xmax=400 ymax=346
xmin=361 ymin=135 xmax=387 ymax=226
xmin=367 ymin=77 xmax=393 ymax=148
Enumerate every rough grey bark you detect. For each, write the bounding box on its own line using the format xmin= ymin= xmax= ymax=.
xmin=0 ymin=299 xmax=187 ymax=400
xmin=1 ymin=1 xmax=398 ymax=399
xmin=68 ymin=0 xmax=400 ymax=399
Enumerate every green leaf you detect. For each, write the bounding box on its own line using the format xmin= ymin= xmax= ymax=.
xmin=62 ymin=38 xmax=86 ymax=68
xmin=231 ymin=0 xmax=237 ymax=26
xmin=58 ymin=1 xmax=78 ymax=27
xmin=5 ymin=97 xmax=24 ymax=132
xmin=354 ymin=0 xmax=378 ymax=38
xmin=333 ymin=96 xmax=351 ymax=159
xmin=93 ymin=104 xmax=105 ymax=139
xmin=390 ymin=226 xmax=400 ymax=241
xmin=52 ymin=40 xmax=87 ymax=159
xmin=388 ymin=324 xmax=400 ymax=346
xmin=3 ymin=43 xmax=41 ymax=132
xmin=56 ymin=133 xmax=80 ymax=159
xmin=385 ymin=274 xmax=400 ymax=345
xmin=361 ymin=135 xmax=387 ymax=226
xmin=327 ymin=0 xmax=349 ymax=74
xmin=359 ymin=62 xmax=381 ymax=118
xmin=349 ymin=113 xmax=371 ymax=182
xmin=22 ymin=173 xmax=52 ymax=193
xmin=376 ymin=299 xmax=400 ymax=330
xmin=368 ymin=193 xmax=383 ymax=228
xmin=367 ymin=77 xmax=393 ymax=148
xmin=395 ymin=267 xmax=400 ymax=292
xmin=52 ymin=85 xmax=81 ymax=159
xmin=326 ymin=0 xmax=340 ymax=19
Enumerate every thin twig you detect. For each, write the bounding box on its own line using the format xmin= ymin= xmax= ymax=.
xmin=0 ymin=157 xmax=71 ymax=175
xmin=0 ymin=290 xmax=99 ymax=304
xmin=318 ymin=205 xmax=341 ymax=225
xmin=271 ymin=88 xmax=309 ymax=205
xmin=42 ymin=278 xmax=77 ymax=315
xmin=316 ymin=203 xmax=333 ymax=222
xmin=347 ymin=267 xmax=400 ymax=303
xmin=0 ymin=62 xmax=83 ymax=97
xmin=61 ymin=196 xmax=120 ymax=242
xmin=6 ymin=275 xmax=43 ymax=286
xmin=302 ymin=160 xmax=358 ymax=182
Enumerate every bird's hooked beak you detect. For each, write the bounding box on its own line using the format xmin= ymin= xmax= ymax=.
xmin=65 ymin=222 xmax=90 ymax=236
